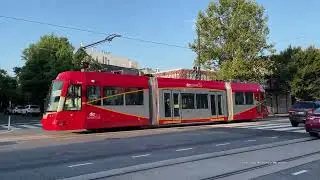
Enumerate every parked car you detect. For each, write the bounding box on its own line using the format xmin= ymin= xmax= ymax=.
xmin=12 ymin=106 xmax=24 ymax=114
xmin=305 ymin=107 xmax=320 ymax=137
xmin=21 ymin=105 xmax=41 ymax=116
xmin=288 ymin=101 xmax=320 ymax=127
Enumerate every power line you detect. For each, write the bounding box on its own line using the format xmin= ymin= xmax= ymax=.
xmin=0 ymin=15 xmax=190 ymax=49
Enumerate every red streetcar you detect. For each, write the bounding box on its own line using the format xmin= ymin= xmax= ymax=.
xmin=41 ymin=71 xmax=268 ymax=131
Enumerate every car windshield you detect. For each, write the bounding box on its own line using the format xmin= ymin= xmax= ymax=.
xmin=46 ymin=81 xmax=63 ymax=112
xmin=314 ymin=108 xmax=320 ymax=114
xmin=292 ymin=102 xmax=314 ymax=109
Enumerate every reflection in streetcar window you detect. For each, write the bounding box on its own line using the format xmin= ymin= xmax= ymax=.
xmin=181 ymin=93 xmax=195 ymax=109
xmin=164 ymin=93 xmax=171 ymax=117
xmin=196 ymin=94 xmax=208 ymax=109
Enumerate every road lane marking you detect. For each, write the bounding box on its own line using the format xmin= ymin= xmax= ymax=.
xmin=238 ymin=123 xmax=286 ymax=128
xmin=268 ymin=136 xmax=278 ymax=139
xmin=245 ymin=139 xmax=256 ymax=142
xmin=68 ymin=162 xmax=93 ymax=168
xmin=252 ymin=124 xmax=292 ymax=130
xmin=292 ymin=170 xmax=308 ymax=175
xmin=272 ymin=127 xmax=301 ymax=131
xmin=216 ymin=143 xmax=230 ymax=147
xmin=19 ymin=124 xmax=38 ymax=129
xmin=132 ymin=154 xmax=151 ymax=158
xmin=292 ymin=129 xmax=307 ymax=133
xmin=175 ymin=148 xmax=193 ymax=152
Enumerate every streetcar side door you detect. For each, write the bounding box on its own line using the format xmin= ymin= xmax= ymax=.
xmin=163 ymin=90 xmax=181 ymax=123
xmin=210 ymin=91 xmax=226 ymax=121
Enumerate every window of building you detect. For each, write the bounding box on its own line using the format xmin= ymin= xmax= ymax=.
xmin=235 ymin=92 xmax=244 ymax=105
xmin=64 ymin=84 xmax=82 ymax=110
xmin=181 ymin=93 xmax=195 ymax=109
xmin=125 ymin=88 xmax=144 ymax=105
xmin=245 ymin=92 xmax=254 ymax=105
xmin=196 ymin=94 xmax=208 ymax=109
xmin=87 ymin=86 xmax=101 ymax=106
xmin=103 ymin=87 xmax=124 ymax=105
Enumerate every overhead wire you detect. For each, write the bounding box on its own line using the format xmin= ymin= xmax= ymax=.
xmin=0 ymin=15 xmax=190 ymax=49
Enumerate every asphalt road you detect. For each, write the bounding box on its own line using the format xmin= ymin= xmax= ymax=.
xmin=253 ymin=159 xmax=320 ymax=180
xmin=0 ymin=120 xmax=310 ymax=180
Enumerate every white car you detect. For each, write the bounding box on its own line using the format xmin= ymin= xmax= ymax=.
xmin=12 ymin=106 xmax=24 ymax=114
xmin=22 ymin=105 xmax=41 ymax=115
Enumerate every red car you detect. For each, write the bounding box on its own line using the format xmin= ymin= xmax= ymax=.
xmin=305 ymin=107 xmax=320 ymax=137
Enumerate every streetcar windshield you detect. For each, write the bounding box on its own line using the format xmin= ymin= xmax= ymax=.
xmin=46 ymin=81 xmax=63 ymax=112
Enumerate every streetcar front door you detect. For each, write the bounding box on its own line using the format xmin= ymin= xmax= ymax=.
xmin=210 ymin=92 xmax=225 ymax=121
xmin=163 ymin=90 xmax=181 ymax=123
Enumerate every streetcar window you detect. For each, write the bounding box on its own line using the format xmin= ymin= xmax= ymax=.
xmin=64 ymin=84 xmax=81 ymax=110
xmin=46 ymin=81 xmax=63 ymax=112
xmin=103 ymin=87 xmax=124 ymax=106
xmin=87 ymin=86 xmax=101 ymax=106
xmin=235 ymin=92 xmax=244 ymax=105
xmin=245 ymin=92 xmax=254 ymax=105
xmin=164 ymin=93 xmax=171 ymax=117
xmin=210 ymin=95 xmax=216 ymax=115
xmin=125 ymin=88 xmax=143 ymax=105
xmin=196 ymin=94 xmax=208 ymax=109
xmin=217 ymin=95 xmax=223 ymax=115
xmin=181 ymin=93 xmax=195 ymax=109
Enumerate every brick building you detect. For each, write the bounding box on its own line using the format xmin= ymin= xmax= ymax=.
xmin=153 ymin=68 xmax=216 ymax=80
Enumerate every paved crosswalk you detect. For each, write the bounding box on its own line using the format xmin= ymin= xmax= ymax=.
xmin=0 ymin=122 xmax=42 ymax=131
xmin=211 ymin=119 xmax=307 ymax=133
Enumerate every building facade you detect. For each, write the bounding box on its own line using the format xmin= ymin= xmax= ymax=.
xmin=154 ymin=68 xmax=216 ymax=80
xmin=85 ymin=49 xmax=139 ymax=69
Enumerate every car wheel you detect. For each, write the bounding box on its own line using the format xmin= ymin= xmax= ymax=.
xmin=309 ymin=132 xmax=318 ymax=137
xmin=291 ymin=121 xmax=299 ymax=127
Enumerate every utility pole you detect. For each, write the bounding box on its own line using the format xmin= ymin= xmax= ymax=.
xmin=195 ymin=27 xmax=201 ymax=80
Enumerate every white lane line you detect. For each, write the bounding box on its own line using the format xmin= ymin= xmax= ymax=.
xmin=216 ymin=143 xmax=230 ymax=147
xmin=19 ymin=124 xmax=38 ymax=129
xmin=292 ymin=170 xmax=308 ymax=176
xmin=292 ymin=129 xmax=307 ymax=133
xmin=1 ymin=125 xmax=20 ymax=130
xmin=131 ymin=154 xmax=151 ymax=158
xmin=245 ymin=139 xmax=256 ymax=142
xmin=175 ymin=148 xmax=193 ymax=152
xmin=68 ymin=162 xmax=93 ymax=168
xmin=272 ymin=127 xmax=301 ymax=131
xmin=268 ymin=136 xmax=278 ymax=139
xmin=252 ymin=124 xmax=292 ymax=130
xmin=239 ymin=123 xmax=289 ymax=128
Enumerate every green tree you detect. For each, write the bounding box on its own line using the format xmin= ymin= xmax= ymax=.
xmin=190 ymin=0 xmax=273 ymax=82
xmin=73 ymin=48 xmax=104 ymax=71
xmin=270 ymin=45 xmax=301 ymax=92
xmin=18 ymin=34 xmax=74 ymax=110
xmin=0 ymin=69 xmax=20 ymax=108
xmin=290 ymin=46 xmax=320 ymax=100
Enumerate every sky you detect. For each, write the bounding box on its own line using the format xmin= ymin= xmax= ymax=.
xmin=1 ymin=0 xmax=320 ymax=75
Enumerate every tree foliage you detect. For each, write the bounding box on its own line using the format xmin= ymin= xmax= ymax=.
xmin=290 ymin=46 xmax=320 ymax=100
xmin=271 ymin=45 xmax=320 ymax=100
xmin=190 ymin=0 xmax=273 ymax=82
xmin=18 ymin=34 xmax=74 ymax=107
xmin=0 ymin=69 xmax=21 ymax=108
xmin=270 ymin=46 xmax=301 ymax=91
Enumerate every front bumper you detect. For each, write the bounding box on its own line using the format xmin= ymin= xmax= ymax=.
xmin=289 ymin=116 xmax=306 ymax=123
